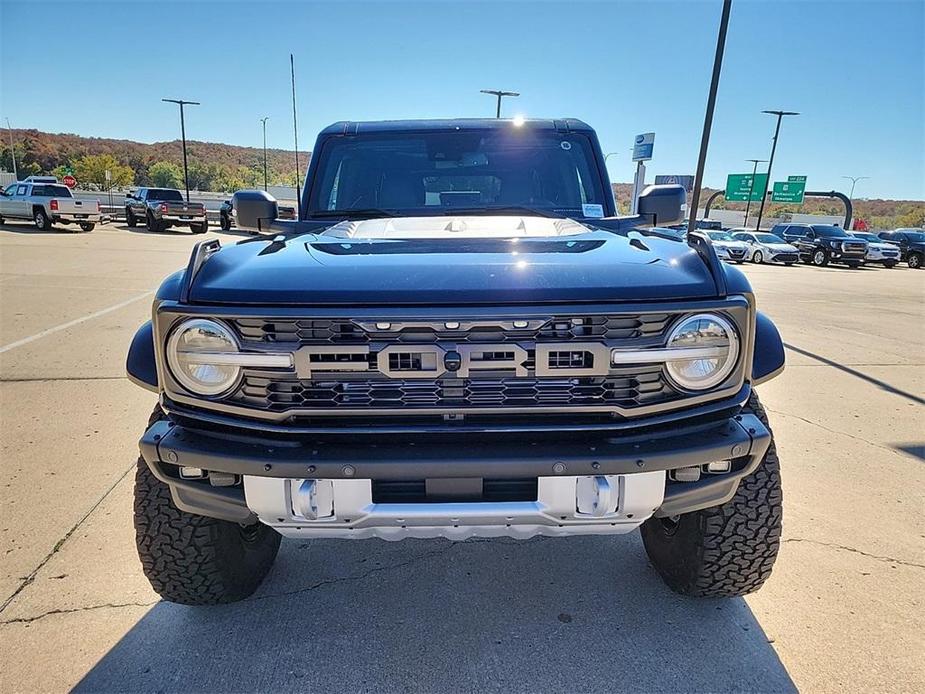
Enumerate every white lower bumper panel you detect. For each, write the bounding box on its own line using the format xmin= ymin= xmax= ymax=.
xmin=243 ymin=472 xmax=665 ymax=540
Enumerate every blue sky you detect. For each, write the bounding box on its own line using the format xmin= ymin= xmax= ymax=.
xmin=1 ymin=0 xmax=923 ymax=199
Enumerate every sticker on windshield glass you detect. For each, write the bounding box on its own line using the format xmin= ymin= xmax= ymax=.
xmin=560 ymin=141 xmax=572 ymax=150
xmin=582 ymin=203 xmax=604 ymax=218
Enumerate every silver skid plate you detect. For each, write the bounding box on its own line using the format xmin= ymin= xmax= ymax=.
xmin=243 ymin=472 xmax=665 ymax=540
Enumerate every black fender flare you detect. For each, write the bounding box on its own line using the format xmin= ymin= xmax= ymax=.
xmin=126 ymin=320 xmax=158 ymax=392
xmin=752 ymin=311 xmax=785 ymax=385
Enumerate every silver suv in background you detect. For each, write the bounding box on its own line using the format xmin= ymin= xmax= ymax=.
xmin=0 ymin=177 xmax=101 ymax=231
xmin=730 ymin=229 xmax=800 ymax=265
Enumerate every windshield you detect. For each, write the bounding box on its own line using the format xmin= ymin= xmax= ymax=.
xmin=754 ymin=233 xmax=785 ymax=243
xmin=307 ymin=130 xmax=607 ymax=218
xmin=811 ymin=225 xmax=851 ymax=238
xmin=851 ymin=233 xmax=878 ymax=242
xmin=705 ymin=231 xmax=735 ymax=242
xmin=147 ymin=189 xmax=184 ymax=202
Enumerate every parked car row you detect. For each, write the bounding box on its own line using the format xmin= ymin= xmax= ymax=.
xmin=668 ymin=220 xmax=923 ymax=270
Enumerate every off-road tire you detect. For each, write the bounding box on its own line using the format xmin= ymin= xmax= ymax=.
xmin=811 ymin=248 xmax=829 ymax=266
xmin=80 ymin=222 xmax=95 ymax=232
xmin=220 ymin=213 xmax=231 ymax=231
xmin=134 ymin=407 xmax=281 ymax=605
xmin=126 ymin=208 xmax=137 ymax=227
xmin=640 ymin=391 xmax=782 ymax=598
xmin=191 ymin=220 xmax=208 ymax=234
xmin=909 ymin=253 xmax=922 ymax=270
xmin=34 ymin=208 xmax=51 ymax=231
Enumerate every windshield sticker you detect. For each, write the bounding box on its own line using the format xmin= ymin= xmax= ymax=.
xmin=560 ymin=141 xmax=572 ymax=150
xmin=582 ymin=203 xmax=604 ymax=218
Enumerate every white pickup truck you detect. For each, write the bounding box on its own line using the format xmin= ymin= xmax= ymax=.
xmin=0 ymin=177 xmax=102 ymax=231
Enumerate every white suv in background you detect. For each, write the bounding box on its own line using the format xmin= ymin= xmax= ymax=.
xmin=730 ymin=229 xmax=800 ymax=265
xmin=849 ymin=232 xmax=901 ymax=268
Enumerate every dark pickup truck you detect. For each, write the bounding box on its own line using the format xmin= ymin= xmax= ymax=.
xmin=773 ymin=222 xmax=868 ymax=267
xmin=125 ymin=188 xmax=208 ymax=233
xmin=127 ymin=118 xmax=785 ymax=605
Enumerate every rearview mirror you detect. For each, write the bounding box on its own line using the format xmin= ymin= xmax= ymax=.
xmin=637 ymin=184 xmax=685 ymax=226
xmin=233 ymin=189 xmax=279 ymax=232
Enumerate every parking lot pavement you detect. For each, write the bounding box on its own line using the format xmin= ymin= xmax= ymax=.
xmin=0 ymin=222 xmax=923 ymax=692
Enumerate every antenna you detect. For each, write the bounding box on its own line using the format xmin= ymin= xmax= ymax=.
xmin=290 ymin=54 xmax=302 ymax=219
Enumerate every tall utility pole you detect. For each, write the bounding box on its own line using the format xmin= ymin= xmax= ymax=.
xmin=743 ymin=158 xmax=767 ymax=227
xmin=5 ymin=118 xmax=17 ymax=179
xmin=480 ymin=89 xmax=520 ymax=118
xmin=842 ymin=175 xmax=869 ymax=202
xmin=260 ymin=117 xmax=270 ymax=192
xmin=162 ymin=98 xmax=200 ymax=202
xmin=754 ymin=109 xmax=799 ymax=231
xmin=290 ymin=54 xmax=302 ymax=219
xmin=686 ymin=0 xmax=732 ymax=237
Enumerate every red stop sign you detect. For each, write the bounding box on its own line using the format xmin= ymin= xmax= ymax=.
xmin=63 ymin=175 xmax=77 ymax=188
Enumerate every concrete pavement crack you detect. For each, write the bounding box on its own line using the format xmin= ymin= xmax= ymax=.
xmin=764 ymin=406 xmax=912 ymax=459
xmin=782 ymin=538 xmax=925 ymax=569
xmin=0 ymin=600 xmax=161 ymax=626
xmin=248 ymin=537 xmax=550 ymax=604
xmin=0 ymin=461 xmax=136 ymax=616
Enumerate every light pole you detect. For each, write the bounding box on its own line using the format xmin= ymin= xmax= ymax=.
xmin=162 ymin=98 xmax=200 ymax=202
xmin=743 ymin=158 xmax=767 ymax=227
xmin=5 ymin=118 xmax=17 ymax=179
xmin=687 ymin=0 xmax=732 ymax=237
xmin=480 ymin=89 xmax=520 ymax=118
xmin=260 ymin=117 xmax=270 ymax=192
xmin=842 ymin=175 xmax=869 ymax=202
xmin=754 ymin=109 xmax=799 ymax=231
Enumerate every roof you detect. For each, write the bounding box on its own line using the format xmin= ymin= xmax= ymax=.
xmin=318 ymin=118 xmax=595 ymax=136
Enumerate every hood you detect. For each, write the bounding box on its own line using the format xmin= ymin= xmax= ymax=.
xmin=189 ymin=216 xmax=719 ymax=305
xmin=762 ymin=242 xmax=799 ymax=252
xmin=865 ymin=241 xmax=896 ymax=251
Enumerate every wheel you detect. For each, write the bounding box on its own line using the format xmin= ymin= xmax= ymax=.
xmin=191 ymin=220 xmax=208 ymax=234
xmin=134 ymin=407 xmax=281 ymax=605
xmin=146 ymin=212 xmax=161 ymax=232
xmin=640 ymin=391 xmax=782 ymax=598
xmin=811 ymin=248 xmax=829 ymax=266
xmin=80 ymin=222 xmax=95 ymax=232
xmin=883 ymin=262 xmax=896 ymax=269
xmin=126 ymin=208 xmax=137 ymax=227
xmin=220 ymin=213 xmax=231 ymax=231
xmin=909 ymin=253 xmax=923 ymax=270
xmin=34 ymin=208 xmax=51 ymax=231
xmin=752 ymin=250 xmax=763 ymax=264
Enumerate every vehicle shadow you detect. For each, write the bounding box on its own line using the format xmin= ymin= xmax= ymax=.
xmin=74 ymin=535 xmax=795 ymax=693
xmin=784 ymin=342 xmax=925 ymax=406
xmin=114 ymin=223 xmax=256 ymax=239
xmin=0 ymin=223 xmax=89 ymax=235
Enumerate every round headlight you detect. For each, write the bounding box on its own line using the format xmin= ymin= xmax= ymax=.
xmin=166 ymin=319 xmax=241 ymax=396
xmin=664 ymin=313 xmax=739 ymax=391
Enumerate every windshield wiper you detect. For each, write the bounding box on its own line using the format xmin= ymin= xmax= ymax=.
xmin=437 ymin=206 xmax=556 ymax=218
xmin=311 ymin=208 xmax=400 ymax=219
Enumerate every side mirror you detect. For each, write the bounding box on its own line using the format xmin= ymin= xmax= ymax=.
xmin=233 ymin=189 xmax=279 ymax=232
xmin=637 ymin=184 xmax=685 ymax=225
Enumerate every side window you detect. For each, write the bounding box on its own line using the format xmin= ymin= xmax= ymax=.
xmin=16 ymin=185 xmax=28 ymax=196
xmin=31 ymin=185 xmax=48 ymax=197
xmin=4 ymin=183 xmax=17 ymax=195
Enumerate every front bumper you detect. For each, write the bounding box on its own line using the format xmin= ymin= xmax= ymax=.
xmin=139 ymin=412 xmax=772 ymax=538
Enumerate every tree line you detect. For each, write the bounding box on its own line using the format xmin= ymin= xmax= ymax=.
xmin=1 ymin=129 xmax=308 ymax=193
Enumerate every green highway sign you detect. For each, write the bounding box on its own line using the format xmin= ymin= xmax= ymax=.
xmin=725 ymin=173 xmax=768 ymax=202
xmin=771 ymin=179 xmax=806 ymax=204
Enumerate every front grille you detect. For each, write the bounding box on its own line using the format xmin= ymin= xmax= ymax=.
xmin=233 ymin=368 xmax=674 ymax=411
xmin=772 ymin=253 xmax=798 ymax=262
xmin=842 ymin=242 xmax=867 ymax=254
xmin=233 ymin=313 xmax=672 ymax=345
xmin=727 ymin=249 xmax=746 ymax=258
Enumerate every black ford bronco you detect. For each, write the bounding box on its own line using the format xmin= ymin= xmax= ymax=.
xmin=127 ymin=119 xmax=785 ymax=605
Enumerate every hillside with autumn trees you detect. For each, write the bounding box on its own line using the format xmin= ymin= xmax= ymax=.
xmin=1 ymin=129 xmax=309 ymax=193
